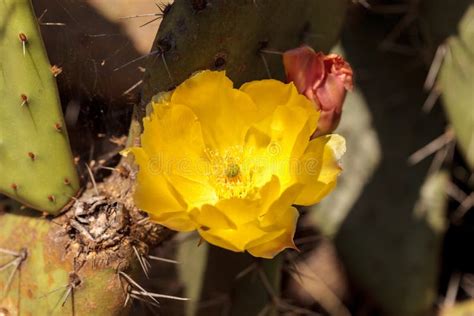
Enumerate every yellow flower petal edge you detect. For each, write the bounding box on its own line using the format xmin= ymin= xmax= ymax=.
xmin=126 ymin=70 xmax=346 ymax=258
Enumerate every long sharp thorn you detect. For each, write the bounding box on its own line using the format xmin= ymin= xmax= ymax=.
xmin=113 ymin=51 xmax=159 ymax=72
xmin=124 ymin=292 xmax=131 ymax=307
xmin=118 ymin=271 xmax=160 ymax=306
xmin=148 ymin=255 xmax=179 ymax=265
xmin=260 ymin=53 xmax=272 ymax=79
xmin=120 ymin=13 xmax=161 ymax=20
xmin=0 ymin=248 xmax=19 ymax=256
xmin=161 ymin=52 xmax=173 ymax=83
xmin=257 ymin=303 xmax=272 ymax=316
xmin=235 ymin=262 xmax=257 ymax=280
xmin=140 ymin=17 xmax=161 ymax=28
xmin=130 ymin=290 xmax=189 ymax=301
xmin=260 ymin=49 xmax=282 ymax=55
xmin=85 ymin=163 xmax=99 ymax=195
xmin=0 ymin=258 xmax=17 ymax=273
xmin=130 ymin=293 xmax=160 ymax=307
xmin=71 ymin=287 xmax=76 ymax=316
xmin=408 ymin=128 xmax=455 ymax=165
xmin=122 ymin=79 xmax=143 ymax=96
xmin=143 ymin=256 xmax=151 ymax=270
xmin=53 ymin=286 xmax=72 ymax=311
xmin=133 ymin=246 xmax=149 ymax=279
xmin=38 ymin=285 xmax=68 ymax=299
xmin=444 ymin=273 xmax=462 ymax=308
xmin=38 ymin=9 xmax=48 ymax=21
xmin=2 ymin=258 xmax=20 ymax=294
xmin=257 ymin=267 xmax=278 ymax=304
xmin=422 ymin=87 xmax=441 ymax=113
xmin=354 ymin=0 xmax=371 ymax=9
xmin=424 ymin=44 xmax=447 ymax=91
xmin=60 ymin=287 xmax=72 ymax=307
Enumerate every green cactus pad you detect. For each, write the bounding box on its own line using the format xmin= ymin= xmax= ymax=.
xmin=141 ymin=0 xmax=348 ymax=113
xmin=438 ymin=5 xmax=474 ymax=170
xmin=0 ymin=207 xmax=127 ymax=315
xmin=0 ymin=0 xmax=79 ymax=214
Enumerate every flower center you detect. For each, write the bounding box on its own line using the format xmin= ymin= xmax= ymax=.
xmin=225 ymin=163 xmax=240 ymax=179
xmin=206 ymin=146 xmax=257 ymax=199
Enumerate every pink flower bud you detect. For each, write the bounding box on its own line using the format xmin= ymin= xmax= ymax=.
xmin=283 ymin=46 xmax=353 ymax=136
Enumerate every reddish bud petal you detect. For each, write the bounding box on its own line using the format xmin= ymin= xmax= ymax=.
xmin=283 ymin=46 xmax=325 ymax=97
xmin=283 ymin=46 xmax=353 ymax=136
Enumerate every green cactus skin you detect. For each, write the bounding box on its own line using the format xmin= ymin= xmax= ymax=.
xmin=0 ymin=0 xmax=79 ymax=214
xmin=140 ymin=0 xmax=348 ymax=121
xmin=420 ymin=0 xmax=473 ymax=170
xmin=438 ymin=6 xmax=474 ymax=170
xmin=0 ymin=208 xmax=127 ymax=316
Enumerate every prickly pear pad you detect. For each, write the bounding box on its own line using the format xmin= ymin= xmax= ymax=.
xmin=0 ymin=0 xmax=79 ymax=214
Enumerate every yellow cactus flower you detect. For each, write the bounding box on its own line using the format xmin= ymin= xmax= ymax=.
xmin=126 ymin=71 xmax=345 ymax=258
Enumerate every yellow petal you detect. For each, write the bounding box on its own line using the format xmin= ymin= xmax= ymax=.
xmin=197 ymin=221 xmax=267 ymax=252
xmin=206 ymin=176 xmax=281 ymax=227
xmin=244 ymin=126 xmax=271 ymax=151
xmin=212 ymin=198 xmax=259 ymax=226
xmin=167 ymin=174 xmax=217 ymax=208
xmin=249 ymin=186 xmax=301 ymax=258
xmin=255 ymin=104 xmax=314 ymax=186
xmin=141 ymin=103 xmax=208 ymax=184
xmin=247 ymin=208 xmax=299 ymax=258
xmin=189 ymin=204 xmax=236 ymax=230
xmin=241 ymin=79 xmax=318 ymax=134
xmin=246 ymin=231 xmax=297 ymax=259
xmin=171 ymin=71 xmax=258 ymax=149
xmin=193 ymin=178 xmax=299 ymax=258
xmin=259 ymin=183 xmax=302 ymax=227
xmin=127 ymin=147 xmax=195 ymax=231
xmin=241 ymin=80 xmax=320 ymax=189
xmin=197 ymin=227 xmax=243 ymax=252
xmin=149 ymin=211 xmax=196 ymax=231
xmin=294 ymin=134 xmax=345 ymax=205
xmin=147 ymin=90 xmax=173 ymax=117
